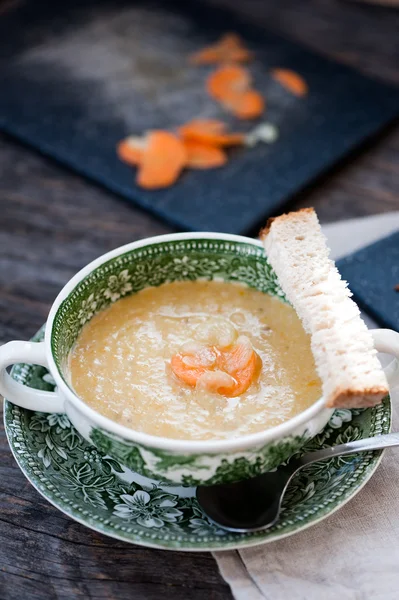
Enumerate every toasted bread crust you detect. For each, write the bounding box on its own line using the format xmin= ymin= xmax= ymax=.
xmin=259 ymin=207 xmax=315 ymax=239
xmin=326 ymin=387 xmax=388 ymax=409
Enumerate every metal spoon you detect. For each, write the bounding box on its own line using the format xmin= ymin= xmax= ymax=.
xmin=196 ymin=432 xmax=399 ymax=532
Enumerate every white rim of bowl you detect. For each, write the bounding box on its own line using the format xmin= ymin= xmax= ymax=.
xmin=46 ymin=232 xmax=327 ymax=454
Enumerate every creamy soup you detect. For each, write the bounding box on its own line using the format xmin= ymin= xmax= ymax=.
xmin=70 ymin=281 xmax=321 ymax=440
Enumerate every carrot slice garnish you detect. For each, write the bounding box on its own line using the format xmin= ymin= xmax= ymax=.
xmin=196 ymin=370 xmax=237 ymax=396
xmin=271 ymin=69 xmax=308 ymax=97
xmin=171 ymin=345 xmax=218 ymax=386
xmin=218 ymin=336 xmax=259 ymax=396
xmin=136 ymin=131 xmax=187 ymax=190
xmin=207 ymin=65 xmax=252 ymax=100
xmin=190 ymin=33 xmax=253 ymax=65
xmin=184 ymin=140 xmax=227 ymax=169
xmin=117 ymin=136 xmax=146 ymax=166
xmin=222 ymin=89 xmax=265 ymax=120
xmin=171 ymin=337 xmax=260 ymax=397
xmin=178 ymin=119 xmax=245 ymax=147
xmin=171 ymin=355 xmax=209 ymax=387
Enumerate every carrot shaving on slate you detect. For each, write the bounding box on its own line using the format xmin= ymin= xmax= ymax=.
xmin=207 ymin=65 xmax=264 ymax=119
xmin=207 ymin=65 xmax=265 ymax=119
xmin=178 ymin=119 xmax=245 ymax=147
xmin=207 ymin=65 xmax=252 ymax=100
xmin=271 ymin=68 xmax=308 ymax=97
xmin=115 ymin=34 xmax=303 ymax=188
xmin=189 ymin=33 xmax=253 ymax=65
xmin=183 ymin=140 xmax=227 ymax=169
xmin=117 ymin=137 xmax=146 ymax=166
xmin=135 ymin=131 xmax=187 ymax=190
xmin=223 ymin=90 xmax=265 ymax=120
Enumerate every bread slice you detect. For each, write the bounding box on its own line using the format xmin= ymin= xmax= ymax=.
xmin=260 ymin=208 xmax=389 ymax=409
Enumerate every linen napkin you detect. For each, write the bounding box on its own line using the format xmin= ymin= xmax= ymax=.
xmin=213 ymin=212 xmax=399 ymax=600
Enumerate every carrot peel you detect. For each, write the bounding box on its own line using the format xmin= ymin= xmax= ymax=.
xmin=117 ymin=137 xmax=146 ymax=166
xmin=178 ymin=119 xmax=245 ymax=147
xmin=189 ymin=33 xmax=253 ymax=65
xmin=135 ymin=131 xmax=187 ymax=190
xmin=207 ymin=65 xmax=252 ymax=100
xmin=271 ymin=68 xmax=308 ymax=97
xmin=183 ymin=140 xmax=227 ymax=169
xmin=206 ymin=65 xmax=264 ymax=120
xmin=222 ymin=89 xmax=265 ymax=120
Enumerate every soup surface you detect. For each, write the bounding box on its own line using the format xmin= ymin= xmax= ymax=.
xmin=70 ymin=281 xmax=321 ymax=440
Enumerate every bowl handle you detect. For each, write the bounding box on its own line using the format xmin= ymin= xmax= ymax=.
xmin=0 ymin=341 xmax=64 ymax=413
xmin=372 ymin=329 xmax=399 ymax=391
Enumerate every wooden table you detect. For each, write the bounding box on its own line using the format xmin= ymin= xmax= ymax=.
xmin=1 ymin=1 xmax=398 ymax=598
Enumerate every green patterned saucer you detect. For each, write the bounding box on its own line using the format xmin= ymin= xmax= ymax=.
xmin=4 ymin=326 xmax=391 ymax=552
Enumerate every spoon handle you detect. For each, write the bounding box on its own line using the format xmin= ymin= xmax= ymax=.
xmin=298 ymin=432 xmax=399 ymax=467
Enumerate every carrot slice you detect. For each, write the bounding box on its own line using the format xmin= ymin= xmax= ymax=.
xmin=178 ymin=119 xmax=225 ymax=140
xmin=171 ymin=345 xmax=218 ymax=386
xmin=180 ymin=119 xmax=226 ymax=135
xmin=136 ymin=131 xmax=187 ymax=190
xmin=222 ymin=89 xmax=265 ymax=119
xmin=178 ymin=119 xmax=245 ymax=147
xmin=207 ymin=65 xmax=251 ymax=101
xmin=170 ymin=338 xmax=260 ymax=397
xmin=221 ymin=33 xmax=244 ymax=48
xmin=218 ymin=337 xmax=259 ymax=396
xmin=271 ymin=68 xmax=308 ymax=97
xmin=171 ymin=354 xmax=209 ymax=387
xmin=117 ymin=136 xmax=146 ymax=166
xmin=190 ymin=33 xmax=253 ymax=65
xmin=184 ymin=140 xmax=227 ymax=169
xmin=207 ymin=65 xmax=264 ymax=120
xmin=196 ymin=370 xmax=237 ymax=396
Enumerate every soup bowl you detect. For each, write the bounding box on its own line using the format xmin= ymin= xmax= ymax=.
xmin=1 ymin=232 xmax=398 ymax=487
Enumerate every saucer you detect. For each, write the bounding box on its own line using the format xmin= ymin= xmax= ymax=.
xmin=4 ymin=326 xmax=391 ymax=551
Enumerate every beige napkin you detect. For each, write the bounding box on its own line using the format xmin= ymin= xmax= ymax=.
xmin=213 ymin=213 xmax=399 ymax=600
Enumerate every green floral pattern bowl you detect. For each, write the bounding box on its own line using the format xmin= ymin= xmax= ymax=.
xmin=0 ymin=233 xmax=397 ymax=487
xmin=4 ymin=326 xmax=391 ymax=551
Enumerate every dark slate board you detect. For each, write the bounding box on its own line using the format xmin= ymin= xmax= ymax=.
xmin=337 ymin=232 xmax=399 ymax=332
xmin=1 ymin=0 xmax=399 ymax=233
